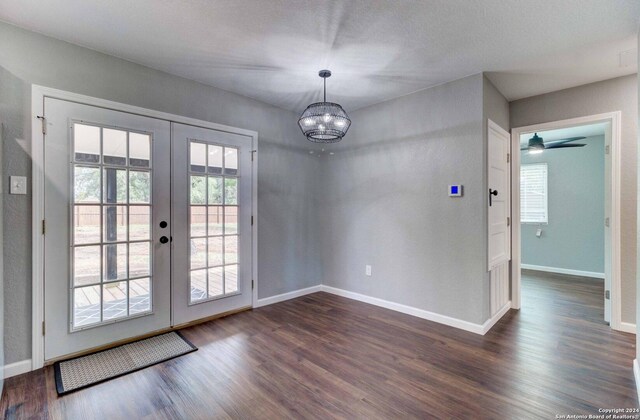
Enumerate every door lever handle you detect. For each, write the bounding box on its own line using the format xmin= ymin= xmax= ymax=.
xmin=489 ymin=189 xmax=498 ymax=206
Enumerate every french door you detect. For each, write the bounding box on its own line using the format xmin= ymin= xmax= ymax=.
xmin=43 ymin=98 xmax=253 ymax=361
xmin=171 ymin=123 xmax=253 ymax=325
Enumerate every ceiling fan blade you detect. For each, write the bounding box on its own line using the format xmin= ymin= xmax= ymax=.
xmin=543 ymin=136 xmax=586 ymax=148
xmin=544 ymin=143 xmax=586 ymax=149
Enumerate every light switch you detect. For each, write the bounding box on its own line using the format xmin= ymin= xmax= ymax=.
xmin=10 ymin=176 xmax=27 ymax=195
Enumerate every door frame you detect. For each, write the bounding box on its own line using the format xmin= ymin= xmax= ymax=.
xmin=510 ymin=111 xmax=623 ymax=331
xmin=31 ymin=85 xmax=259 ymax=369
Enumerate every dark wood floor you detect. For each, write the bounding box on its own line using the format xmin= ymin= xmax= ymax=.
xmin=1 ymin=272 xmax=637 ymax=419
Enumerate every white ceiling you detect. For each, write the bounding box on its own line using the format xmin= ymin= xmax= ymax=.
xmin=519 ymin=122 xmax=607 ymax=145
xmin=0 ymin=0 xmax=638 ymax=112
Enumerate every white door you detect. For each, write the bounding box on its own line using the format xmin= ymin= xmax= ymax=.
xmin=488 ymin=120 xmax=511 ymax=271
xmin=171 ymin=123 xmax=253 ymax=325
xmin=44 ymin=98 xmax=172 ymax=360
xmin=604 ymin=121 xmax=612 ymax=323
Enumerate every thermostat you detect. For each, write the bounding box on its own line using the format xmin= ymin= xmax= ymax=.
xmin=449 ymin=185 xmax=463 ymax=197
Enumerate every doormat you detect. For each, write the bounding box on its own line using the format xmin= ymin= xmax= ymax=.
xmin=54 ymin=331 xmax=197 ymax=395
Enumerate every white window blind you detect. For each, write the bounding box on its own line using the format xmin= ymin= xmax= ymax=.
xmin=521 ymin=163 xmax=548 ymax=224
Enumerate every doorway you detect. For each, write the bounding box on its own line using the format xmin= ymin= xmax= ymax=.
xmin=511 ymin=112 xmax=622 ymax=331
xmin=33 ymin=87 xmax=257 ymax=366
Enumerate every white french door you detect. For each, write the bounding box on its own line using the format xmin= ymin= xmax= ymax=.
xmin=42 ymin=98 xmax=254 ymax=361
xmin=171 ymin=123 xmax=253 ymax=325
xmin=44 ymin=98 xmax=172 ymax=360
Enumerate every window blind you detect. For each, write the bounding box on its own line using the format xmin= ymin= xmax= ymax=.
xmin=520 ymin=163 xmax=548 ymax=224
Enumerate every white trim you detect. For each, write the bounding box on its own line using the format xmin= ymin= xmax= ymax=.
xmin=521 ymin=264 xmax=605 ymax=279
xmin=320 ymin=285 xmax=506 ymax=335
xmin=4 ymin=360 xmax=32 ymax=379
xmin=254 ymin=285 xmax=322 ymax=308
xmin=511 ymin=112 xmax=623 ymax=331
xmin=619 ymin=322 xmax=636 ymax=335
xmin=481 ymin=301 xmax=512 ymax=335
xmin=634 ymin=359 xmax=640 ymax=404
xmin=31 ymin=85 xmax=259 ymax=371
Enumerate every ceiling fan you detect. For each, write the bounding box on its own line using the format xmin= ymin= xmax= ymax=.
xmin=521 ymin=133 xmax=586 ymax=154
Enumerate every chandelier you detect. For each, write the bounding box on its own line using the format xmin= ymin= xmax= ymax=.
xmin=298 ymin=70 xmax=351 ymax=143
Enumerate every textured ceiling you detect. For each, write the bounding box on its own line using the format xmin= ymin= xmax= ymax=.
xmin=0 ymin=0 xmax=638 ymax=112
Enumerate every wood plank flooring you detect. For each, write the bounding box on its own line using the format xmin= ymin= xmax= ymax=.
xmin=1 ymin=271 xmax=636 ymax=419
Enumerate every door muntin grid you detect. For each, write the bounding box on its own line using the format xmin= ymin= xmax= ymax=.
xmin=188 ymin=140 xmax=240 ymax=304
xmin=70 ymin=121 xmax=154 ymax=331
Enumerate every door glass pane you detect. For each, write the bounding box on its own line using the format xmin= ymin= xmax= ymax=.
xmin=129 ymin=242 xmax=151 ymax=278
xmin=190 ymin=206 xmax=207 ymax=237
xmin=103 ymin=168 xmax=127 ymax=204
xmin=129 ymin=171 xmax=150 ymax=204
xmin=225 ymin=206 xmax=238 ymax=235
xmin=225 ymin=236 xmax=238 ymax=264
xmin=224 ymin=147 xmax=238 ymax=175
xmin=208 ymin=177 xmax=223 ymax=204
xmin=73 ymin=246 xmax=101 ymax=286
xmin=103 ymin=206 xmax=127 ymax=242
xmin=190 ymin=238 xmax=207 ymax=269
xmin=208 ymin=267 xmax=223 ymax=297
xmin=130 ymin=132 xmax=151 ymax=168
xmin=74 ymin=205 xmax=101 ymax=245
xmin=74 ymin=285 xmax=101 ymax=327
xmin=102 ymin=281 xmax=128 ymax=320
xmin=190 ymin=142 xmax=206 ymax=173
xmin=103 ymin=128 xmax=127 ymax=166
xmin=129 ymin=206 xmax=150 ymax=241
xmin=70 ymin=123 xmax=156 ymax=329
xmin=190 ymin=176 xmax=206 ymax=205
xmin=224 ymin=178 xmax=237 ymax=205
xmin=129 ymin=278 xmax=151 ymax=314
xmin=103 ymin=243 xmax=128 ymax=281
xmin=225 ymin=265 xmax=238 ymax=294
xmin=208 ymin=237 xmax=223 ymax=267
xmin=190 ymin=270 xmax=207 ymax=302
xmin=208 ymin=206 xmax=223 ymax=236
xmin=74 ymin=124 xmax=100 ymax=163
xmin=74 ymin=166 xmax=101 ymax=203
xmin=208 ymin=145 xmax=223 ymax=174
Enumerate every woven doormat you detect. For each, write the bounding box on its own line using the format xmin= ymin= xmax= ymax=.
xmin=54 ymin=331 xmax=197 ymax=395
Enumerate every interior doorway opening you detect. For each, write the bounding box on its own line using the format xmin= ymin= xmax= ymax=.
xmin=511 ymin=112 xmax=624 ymax=331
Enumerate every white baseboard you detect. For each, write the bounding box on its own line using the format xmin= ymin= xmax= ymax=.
xmin=320 ymin=285 xmax=495 ymax=335
xmin=618 ymin=322 xmax=636 ymax=334
xmin=4 ymin=359 xmax=32 ymax=379
xmin=254 ymin=285 xmax=322 ymax=308
xmin=634 ymin=359 xmax=640 ymax=404
xmin=482 ymin=301 xmax=512 ymax=334
xmin=521 ymin=264 xmax=605 ymax=279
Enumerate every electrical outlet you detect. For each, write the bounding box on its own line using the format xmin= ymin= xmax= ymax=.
xmin=365 ymin=265 xmax=372 ymax=276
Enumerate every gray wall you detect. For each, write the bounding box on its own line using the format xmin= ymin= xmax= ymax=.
xmin=320 ymin=74 xmax=492 ymax=325
xmin=0 ymin=21 xmax=323 ymax=364
xmin=521 ymin=135 xmax=605 ymax=274
xmin=511 ymin=74 xmax=638 ymax=324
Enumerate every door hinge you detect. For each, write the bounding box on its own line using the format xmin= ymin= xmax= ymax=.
xmin=42 ymin=321 xmax=45 ymax=336
xmin=605 ymin=145 xmax=610 ymax=155
xmin=251 ymin=215 xmax=254 ymax=226
xmin=251 ymin=280 xmax=254 ymax=290
xmin=605 ymin=217 xmax=610 ymax=227
xmin=36 ymin=115 xmax=46 ymax=135
xmin=605 ymin=290 xmax=610 ymax=300
xmin=507 ymin=217 xmax=510 ymax=227
xmin=42 ymin=219 xmax=46 ymax=235
xmin=507 ymin=153 xmax=510 ymax=163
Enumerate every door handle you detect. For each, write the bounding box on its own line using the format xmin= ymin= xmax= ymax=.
xmin=159 ymin=236 xmax=169 ymax=244
xmin=489 ymin=189 xmax=498 ymax=206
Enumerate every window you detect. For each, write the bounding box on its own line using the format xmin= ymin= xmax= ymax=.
xmin=521 ymin=163 xmax=548 ymax=224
